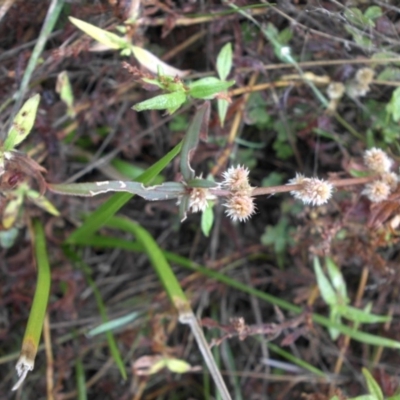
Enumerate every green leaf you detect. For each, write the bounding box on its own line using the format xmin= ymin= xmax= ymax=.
xmin=180 ymin=102 xmax=210 ymax=181
xmin=201 ymin=205 xmax=214 ymax=237
xmin=87 ymin=312 xmax=141 ymax=337
xmin=337 ymin=305 xmax=391 ymax=324
xmin=377 ymin=67 xmax=400 ymax=81
xmin=362 ymin=368 xmax=384 ymax=400
xmin=344 ymin=7 xmax=375 ymax=28
xmin=217 ymin=98 xmax=229 ymax=127
xmin=188 ymin=78 xmax=234 ymax=99
xmin=313 ymin=256 xmax=337 ymax=306
xmin=165 ymin=358 xmax=192 ymax=374
xmin=364 ymin=6 xmax=382 ymax=21
xmin=4 ymin=94 xmax=40 ymax=151
xmin=132 ymin=92 xmax=186 ymax=113
xmin=277 ymin=27 xmax=293 ymax=45
xmin=66 ymin=141 xmax=182 ymax=243
xmin=325 ymin=257 xmax=348 ymax=303
xmin=386 ymin=87 xmax=400 ymax=122
xmin=69 ymin=17 xmax=128 ymax=50
xmin=216 ymin=43 xmax=233 ymax=81
xmin=48 ymin=181 xmax=185 ymax=200
xmin=328 ymin=307 xmax=341 ymax=340
xmin=2 ymin=194 xmax=23 ymax=229
xmin=27 ymin=190 xmax=60 ymax=216
xmin=56 ymin=71 xmax=75 ymax=117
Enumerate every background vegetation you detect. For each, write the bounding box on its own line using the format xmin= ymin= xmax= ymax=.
xmin=1 ymin=1 xmax=400 ymax=399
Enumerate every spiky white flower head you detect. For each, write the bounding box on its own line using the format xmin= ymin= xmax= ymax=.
xmin=327 ymin=82 xmax=345 ymax=100
xmin=224 ymin=194 xmax=256 ymax=222
xmin=362 ymin=180 xmax=391 ymax=203
xmin=356 ymin=67 xmax=374 ymax=86
xmin=363 ymin=148 xmax=393 ymax=173
xmin=381 ymin=172 xmax=398 ymax=191
xmin=288 ymin=174 xmax=333 ymax=206
xmin=222 ymin=165 xmax=251 ymax=192
xmin=188 ymin=187 xmax=216 ymax=213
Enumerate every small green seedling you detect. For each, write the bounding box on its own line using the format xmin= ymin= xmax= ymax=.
xmin=69 ymin=17 xmax=235 ymax=114
xmin=313 ymin=257 xmax=390 ymax=340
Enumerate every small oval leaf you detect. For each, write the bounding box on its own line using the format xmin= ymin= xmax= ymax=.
xmin=188 ymin=78 xmax=235 ymax=99
xmin=216 ymin=43 xmax=233 ymax=81
xmin=4 ymin=94 xmax=40 ymax=151
xmin=133 ymin=92 xmax=186 ymax=113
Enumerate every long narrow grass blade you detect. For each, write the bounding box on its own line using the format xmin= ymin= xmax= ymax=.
xmin=12 ymin=219 xmax=51 ymax=391
xmin=8 ymin=0 xmax=64 ymax=134
xmin=75 ymin=357 xmax=87 ymax=400
xmin=66 ymin=142 xmax=182 ymax=244
xmin=104 ymin=217 xmax=231 ymax=400
xmin=73 ymin=234 xmax=400 ymax=349
xmin=267 ymin=343 xmax=326 ymax=377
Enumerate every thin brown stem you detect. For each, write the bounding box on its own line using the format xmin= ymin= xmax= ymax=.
xmin=250 ymin=176 xmax=376 ymax=197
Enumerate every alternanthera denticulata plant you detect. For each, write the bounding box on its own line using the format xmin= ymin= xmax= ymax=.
xmin=6 ymin=94 xmax=399 ymax=392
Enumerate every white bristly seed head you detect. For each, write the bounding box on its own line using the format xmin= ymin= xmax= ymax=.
xmin=356 ymin=67 xmax=375 ymax=86
xmin=188 ymin=187 xmax=215 ymax=213
xmin=362 ymin=180 xmax=391 ymax=203
xmin=327 ymin=82 xmax=345 ymax=100
xmin=222 ymin=165 xmax=252 ymax=192
xmin=224 ymin=194 xmax=256 ymax=222
xmin=363 ymin=148 xmax=393 ymax=173
xmin=288 ymin=174 xmax=333 ymax=206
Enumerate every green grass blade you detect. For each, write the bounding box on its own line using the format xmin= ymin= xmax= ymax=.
xmin=12 ymin=219 xmax=51 ymax=390
xmin=66 ymin=141 xmax=182 ymax=244
xmin=75 ymin=357 xmax=87 ymax=400
xmin=25 ymin=220 xmax=51 ymax=355
xmin=72 ymin=234 xmax=400 ymax=349
xmin=267 ymin=343 xmax=326 ymax=378
xmin=87 ymin=312 xmax=141 ymax=337
xmin=102 ymin=216 xmax=232 ymax=400
xmin=63 ymin=248 xmax=127 ymax=380
xmin=9 ymin=0 xmax=64 ymax=129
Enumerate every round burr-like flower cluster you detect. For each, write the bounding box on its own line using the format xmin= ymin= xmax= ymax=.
xmin=363 ymin=147 xmax=393 ymax=174
xmin=287 ymin=173 xmax=333 ymax=206
xmin=188 ymin=186 xmax=216 ymax=213
xmin=361 ymin=148 xmax=398 ymax=203
xmin=222 ymin=165 xmax=256 ymax=222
